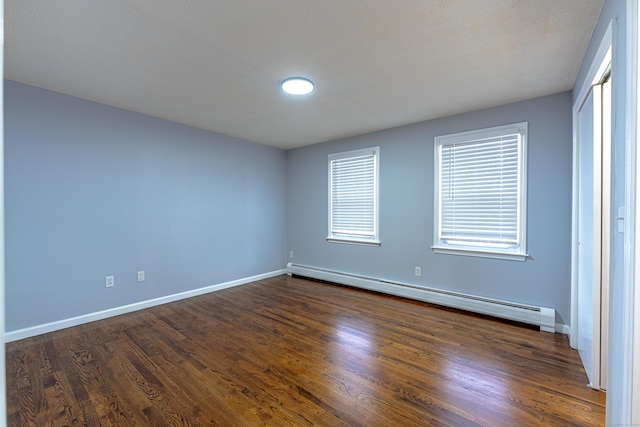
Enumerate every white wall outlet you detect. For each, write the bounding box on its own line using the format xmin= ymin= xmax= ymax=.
xmin=137 ymin=271 xmax=145 ymax=282
xmin=414 ymin=266 xmax=422 ymax=277
xmin=105 ymin=276 xmax=115 ymax=288
xmin=289 ymin=251 xmax=294 ymax=258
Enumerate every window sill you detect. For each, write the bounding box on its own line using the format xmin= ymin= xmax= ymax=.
xmin=431 ymin=246 xmax=528 ymax=261
xmin=327 ymin=237 xmax=381 ymax=247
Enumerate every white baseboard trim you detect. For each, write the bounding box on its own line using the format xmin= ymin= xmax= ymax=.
xmin=556 ymin=323 xmax=570 ymax=335
xmin=5 ymin=269 xmax=286 ymax=343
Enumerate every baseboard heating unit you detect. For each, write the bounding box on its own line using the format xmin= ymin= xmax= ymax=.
xmin=287 ymin=263 xmax=555 ymax=333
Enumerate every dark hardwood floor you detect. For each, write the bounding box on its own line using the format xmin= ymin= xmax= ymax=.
xmin=6 ymin=275 xmax=605 ymax=426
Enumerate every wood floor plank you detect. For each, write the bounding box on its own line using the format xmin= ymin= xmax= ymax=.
xmin=6 ymin=275 xmax=605 ymax=426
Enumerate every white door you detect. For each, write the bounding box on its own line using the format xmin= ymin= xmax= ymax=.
xmin=577 ymin=86 xmax=600 ymax=388
xmin=576 ymin=75 xmax=611 ymax=390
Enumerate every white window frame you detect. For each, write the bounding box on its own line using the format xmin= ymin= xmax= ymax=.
xmin=327 ymin=147 xmax=380 ymax=246
xmin=433 ymin=122 xmax=528 ymax=261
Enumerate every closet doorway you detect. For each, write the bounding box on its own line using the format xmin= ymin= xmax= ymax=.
xmin=572 ymin=32 xmax=612 ymax=391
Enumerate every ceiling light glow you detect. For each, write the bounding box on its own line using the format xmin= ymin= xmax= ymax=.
xmin=281 ymin=77 xmax=314 ymax=95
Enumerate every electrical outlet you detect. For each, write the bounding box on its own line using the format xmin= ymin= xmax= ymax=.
xmin=414 ymin=267 xmax=422 ymax=277
xmin=289 ymin=251 xmax=294 ymax=258
xmin=105 ymin=276 xmax=115 ymax=288
xmin=137 ymin=271 xmax=145 ymax=282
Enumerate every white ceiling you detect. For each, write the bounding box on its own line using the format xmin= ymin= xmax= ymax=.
xmin=5 ymin=1 xmax=603 ymax=150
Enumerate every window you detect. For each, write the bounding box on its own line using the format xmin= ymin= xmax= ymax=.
xmin=433 ymin=123 xmax=528 ymax=261
xmin=328 ymin=147 xmax=380 ymax=246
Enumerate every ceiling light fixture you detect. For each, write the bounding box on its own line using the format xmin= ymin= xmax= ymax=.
xmin=281 ymin=77 xmax=315 ymax=95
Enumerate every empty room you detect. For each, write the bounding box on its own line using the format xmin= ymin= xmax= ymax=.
xmin=2 ymin=1 xmax=639 ymax=426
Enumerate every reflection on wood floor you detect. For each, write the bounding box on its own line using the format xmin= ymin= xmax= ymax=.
xmin=6 ymin=275 xmax=605 ymax=426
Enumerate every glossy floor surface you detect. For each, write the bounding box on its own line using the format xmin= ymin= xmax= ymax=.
xmin=6 ymin=275 xmax=605 ymax=426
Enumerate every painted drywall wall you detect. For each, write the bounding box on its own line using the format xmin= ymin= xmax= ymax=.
xmin=1 ymin=5 xmax=7 ymax=421
xmin=4 ymin=81 xmax=288 ymax=331
xmin=287 ymin=92 xmax=573 ymax=325
xmin=573 ymin=0 xmax=628 ymax=423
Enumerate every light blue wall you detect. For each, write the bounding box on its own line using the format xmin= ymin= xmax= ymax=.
xmin=287 ymin=92 xmax=573 ymax=324
xmin=4 ymin=81 xmax=288 ymax=331
xmin=572 ymin=0 xmax=628 ymax=422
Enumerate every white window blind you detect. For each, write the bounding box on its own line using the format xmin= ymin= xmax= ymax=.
xmin=328 ymin=147 xmax=380 ymax=245
xmin=434 ymin=123 xmax=527 ymax=260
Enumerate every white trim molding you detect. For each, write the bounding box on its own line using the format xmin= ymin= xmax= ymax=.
xmin=557 ymin=323 xmax=571 ymax=336
xmin=624 ymin=0 xmax=640 ymax=423
xmin=5 ymin=269 xmax=286 ymax=342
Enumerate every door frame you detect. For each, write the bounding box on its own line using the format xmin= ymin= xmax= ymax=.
xmin=623 ymin=0 xmax=640 ymax=422
xmin=570 ymin=19 xmax=613 ymax=390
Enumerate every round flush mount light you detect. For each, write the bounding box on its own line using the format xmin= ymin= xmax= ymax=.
xmin=281 ymin=77 xmax=315 ymax=95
